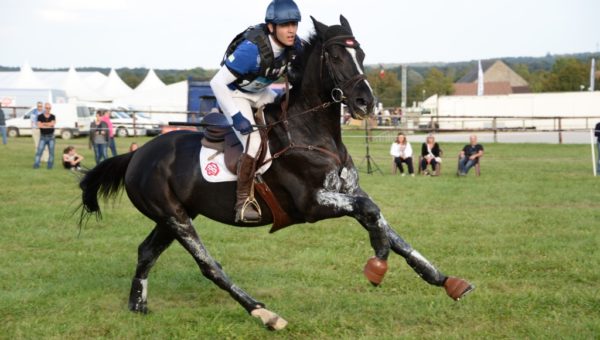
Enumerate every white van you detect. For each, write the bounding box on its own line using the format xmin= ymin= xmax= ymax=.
xmin=6 ymin=103 xmax=95 ymax=139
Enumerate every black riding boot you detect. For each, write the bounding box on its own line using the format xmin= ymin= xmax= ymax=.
xmin=235 ymin=154 xmax=261 ymax=223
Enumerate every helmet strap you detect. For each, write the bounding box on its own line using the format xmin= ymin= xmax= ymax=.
xmin=267 ymin=23 xmax=286 ymax=48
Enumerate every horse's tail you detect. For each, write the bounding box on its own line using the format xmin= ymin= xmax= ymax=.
xmin=79 ymin=152 xmax=134 ymax=224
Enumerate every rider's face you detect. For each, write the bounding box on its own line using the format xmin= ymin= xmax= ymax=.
xmin=269 ymin=22 xmax=298 ymax=47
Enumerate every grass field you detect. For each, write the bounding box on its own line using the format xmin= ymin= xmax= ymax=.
xmin=1 ymin=132 xmax=599 ymax=339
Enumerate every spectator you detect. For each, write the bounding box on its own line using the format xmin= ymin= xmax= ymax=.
xmin=33 ymin=103 xmax=56 ymax=169
xmin=101 ymin=109 xmax=117 ymax=157
xmin=31 ymin=101 xmax=49 ymax=162
xmin=129 ymin=142 xmax=139 ymax=152
xmin=595 ymin=121 xmax=600 ymax=175
xmin=420 ymin=135 xmax=442 ymax=176
xmin=62 ymin=146 xmax=84 ymax=170
xmin=390 ymin=133 xmax=414 ymax=176
xmin=392 ymin=107 xmax=402 ymax=126
xmin=90 ymin=111 xmax=109 ymax=164
xmin=0 ymin=103 xmax=6 ymax=145
xmin=458 ymin=135 xmax=484 ymax=176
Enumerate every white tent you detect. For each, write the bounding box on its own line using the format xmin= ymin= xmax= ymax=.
xmin=97 ymin=68 xmax=133 ymax=99
xmin=83 ymin=72 xmax=110 ymax=91
xmin=10 ymin=62 xmax=46 ymax=89
xmin=113 ymin=80 xmax=188 ymax=122
xmin=135 ymin=69 xmax=166 ymax=92
xmin=61 ymin=66 xmax=104 ymax=101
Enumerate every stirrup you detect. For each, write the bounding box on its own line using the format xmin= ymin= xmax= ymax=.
xmin=239 ymin=196 xmax=262 ymax=222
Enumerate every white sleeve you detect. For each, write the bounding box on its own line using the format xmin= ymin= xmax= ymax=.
xmin=406 ymin=142 xmax=413 ymax=158
xmin=210 ymin=66 xmax=240 ymax=117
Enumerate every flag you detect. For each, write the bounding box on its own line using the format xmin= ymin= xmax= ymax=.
xmin=477 ymin=60 xmax=484 ymax=96
xmin=379 ymin=64 xmax=385 ymax=79
xmin=590 ymin=58 xmax=596 ymax=92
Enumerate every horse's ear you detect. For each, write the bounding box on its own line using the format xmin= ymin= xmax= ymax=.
xmin=339 ymin=15 xmax=353 ymax=34
xmin=311 ymin=16 xmax=328 ymax=38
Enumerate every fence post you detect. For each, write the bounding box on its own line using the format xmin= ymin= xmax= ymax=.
xmin=558 ymin=117 xmax=563 ymax=144
xmin=492 ymin=117 xmax=497 ymax=143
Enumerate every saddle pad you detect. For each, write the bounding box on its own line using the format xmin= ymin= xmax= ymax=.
xmin=199 ymin=147 xmax=273 ymax=183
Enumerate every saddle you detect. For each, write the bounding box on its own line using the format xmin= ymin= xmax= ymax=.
xmin=201 ymin=113 xmax=244 ymax=174
xmin=200 ymin=110 xmax=293 ymax=232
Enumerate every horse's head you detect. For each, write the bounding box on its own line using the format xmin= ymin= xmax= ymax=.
xmin=311 ymin=15 xmax=375 ymax=119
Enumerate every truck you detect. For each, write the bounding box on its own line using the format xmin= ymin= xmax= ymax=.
xmin=6 ymin=103 xmax=96 ymax=139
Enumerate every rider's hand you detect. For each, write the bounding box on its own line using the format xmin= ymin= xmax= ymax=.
xmin=232 ymin=112 xmax=253 ymax=135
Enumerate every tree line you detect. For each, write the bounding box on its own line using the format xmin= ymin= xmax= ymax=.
xmin=366 ymin=52 xmax=600 ymax=107
xmin=1 ymin=52 xmax=598 ymax=107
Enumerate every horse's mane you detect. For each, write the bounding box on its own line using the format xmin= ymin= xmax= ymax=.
xmin=289 ymin=24 xmax=352 ymax=92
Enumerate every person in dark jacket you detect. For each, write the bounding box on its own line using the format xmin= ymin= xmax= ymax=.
xmin=420 ymin=135 xmax=442 ymax=175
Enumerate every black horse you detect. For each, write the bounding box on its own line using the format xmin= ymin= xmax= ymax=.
xmin=80 ymin=16 xmax=473 ymax=330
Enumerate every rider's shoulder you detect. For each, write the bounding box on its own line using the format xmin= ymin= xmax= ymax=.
xmin=232 ymin=40 xmax=260 ymax=57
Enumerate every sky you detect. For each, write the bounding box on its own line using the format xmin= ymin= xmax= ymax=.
xmin=1 ymin=0 xmax=599 ymax=70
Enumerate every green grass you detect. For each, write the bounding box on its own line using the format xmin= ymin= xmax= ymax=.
xmin=1 ymin=133 xmax=599 ymax=339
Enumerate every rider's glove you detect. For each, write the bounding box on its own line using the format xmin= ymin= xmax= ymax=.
xmin=231 ymin=112 xmax=253 ymax=135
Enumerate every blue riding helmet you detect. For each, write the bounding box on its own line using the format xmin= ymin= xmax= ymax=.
xmin=265 ymin=0 xmax=301 ymax=24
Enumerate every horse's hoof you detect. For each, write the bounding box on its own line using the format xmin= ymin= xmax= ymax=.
xmin=363 ymin=256 xmax=388 ymax=286
xmin=251 ymin=308 xmax=288 ymax=330
xmin=444 ymin=277 xmax=475 ymax=301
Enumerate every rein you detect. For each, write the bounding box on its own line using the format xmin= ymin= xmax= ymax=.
xmin=260 ymin=35 xmax=366 ymax=167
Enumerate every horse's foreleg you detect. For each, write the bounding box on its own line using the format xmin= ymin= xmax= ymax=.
xmin=315 ymin=190 xmax=390 ymax=285
xmin=129 ymin=224 xmax=174 ymax=313
xmin=383 ymin=216 xmax=474 ymax=300
xmin=166 ymin=217 xmax=287 ymax=330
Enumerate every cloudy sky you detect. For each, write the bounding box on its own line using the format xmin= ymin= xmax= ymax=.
xmin=1 ymin=0 xmax=598 ymax=69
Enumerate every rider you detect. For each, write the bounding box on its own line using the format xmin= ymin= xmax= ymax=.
xmin=210 ymin=0 xmax=303 ymax=223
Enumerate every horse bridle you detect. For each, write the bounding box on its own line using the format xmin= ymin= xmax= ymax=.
xmin=258 ymin=34 xmax=368 ymax=166
xmin=320 ymin=34 xmax=368 ymax=104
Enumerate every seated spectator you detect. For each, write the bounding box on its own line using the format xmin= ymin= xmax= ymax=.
xmin=390 ymin=133 xmax=414 ymax=176
xmin=458 ymin=135 xmax=484 ymax=176
xmin=62 ymin=146 xmax=83 ymax=170
xmin=420 ymin=135 xmax=442 ymax=176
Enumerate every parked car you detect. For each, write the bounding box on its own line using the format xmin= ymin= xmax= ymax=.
xmin=6 ymin=103 xmax=95 ymax=139
xmin=109 ymin=111 xmax=146 ymax=137
xmin=110 ymin=108 xmax=165 ymax=136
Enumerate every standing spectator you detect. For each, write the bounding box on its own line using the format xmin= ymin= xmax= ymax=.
xmin=31 ymin=101 xmax=49 ymax=162
xmin=458 ymin=135 xmax=484 ymax=176
xmin=101 ymin=109 xmax=117 ymax=157
xmin=0 ymin=103 xmax=6 ymax=145
xmin=90 ymin=111 xmax=109 ymax=164
xmin=33 ymin=103 xmax=56 ymax=169
xmin=595 ymin=121 xmax=600 ymax=175
xmin=420 ymin=135 xmax=442 ymax=176
xmin=62 ymin=146 xmax=84 ymax=170
xmin=390 ymin=133 xmax=414 ymax=176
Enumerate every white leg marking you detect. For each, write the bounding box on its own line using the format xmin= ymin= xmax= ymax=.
xmin=140 ymin=279 xmax=148 ymax=301
xmin=251 ymin=308 xmax=288 ymax=330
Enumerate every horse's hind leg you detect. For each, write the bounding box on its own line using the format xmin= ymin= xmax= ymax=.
xmin=384 ymin=222 xmax=474 ymax=300
xmin=165 ymin=216 xmax=288 ymax=330
xmin=129 ymin=224 xmax=174 ymax=313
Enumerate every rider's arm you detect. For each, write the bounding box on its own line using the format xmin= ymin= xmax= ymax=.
xmin=210 ymin=41 xmax=260 ymax=117
xmin=210 ymin=67 xmax=240 ymax=117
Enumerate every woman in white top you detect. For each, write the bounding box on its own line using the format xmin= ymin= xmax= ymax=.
xmin=389 ymin=133 xmax=414 ymax=176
